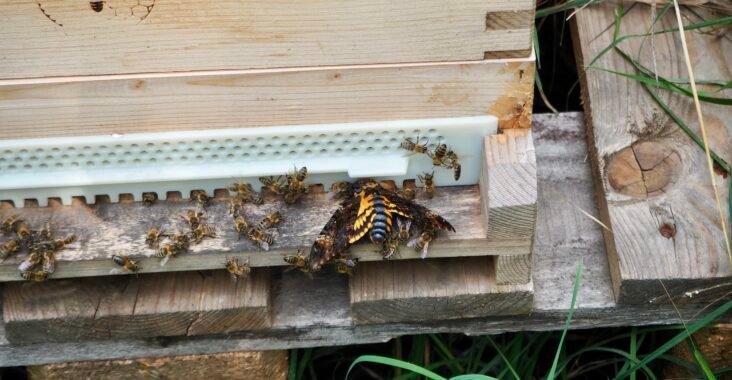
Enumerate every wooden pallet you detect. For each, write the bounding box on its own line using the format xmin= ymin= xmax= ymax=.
xmin=0 ymin=0 xmax=534 ymax=79
xmin=0 ymin=130 xmax=537 ymax=342
xmin=572 ymin=3 xmax=732 ymax=304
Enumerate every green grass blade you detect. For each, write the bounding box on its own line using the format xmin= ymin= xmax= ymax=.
xmin=288 ymin=350 xmax=298 ymax=380
xmin=449 ymin=375 xmax=499 ymax=380
xmin=630 ymin=327 xmax=638 ymax=380
xmin=429 ymin=334 xmax=465 ymax=373
xmin=693 ymin=348 xmax=716 ymax=380
xmin=297 ymin=348 xmax=312 ymax=380
xmin=614 ymin=299 xmax=732 ymax=379
xmin=347 ymin=355 xmax=447 ymax=380
xmin=547 ymin=257 xmax=584 ymax=380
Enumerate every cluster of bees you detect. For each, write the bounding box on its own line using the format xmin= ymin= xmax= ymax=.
xmin=1 ymin=215 xmax=76 ymax=281
xmin=8 ymin=138 xmax=460 ymax=281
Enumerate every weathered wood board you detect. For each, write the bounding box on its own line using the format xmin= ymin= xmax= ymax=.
xmin=482 ymin=129 xmax=537 ymax=284
xmin=0 ymin=0 xmax=534 ymax=79
xmin=3 ymin=113 xmax=732 ymax=367
xmin=572 ymin=3 xmax=732 ymax=304
xmin=0 ymin=59 xmax=535 ymax=140
xmin=27 ymin=350 xmax=289 ymax=380
xmin=3 ymin=269 xmax=271 ymax=344
xmin=0 ymin=185 xmax=531 ymax=282
xmin=350 ymin=257 xmax=532 ymax=324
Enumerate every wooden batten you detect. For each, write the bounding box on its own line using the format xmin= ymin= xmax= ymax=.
xmin=0 ymin=0 xmax=534 ymax=79
xmin=0 ymin=59 xmax=535 ymax=140
xmin=26 ymin=351 xmax=289 ymax=380
xmin=349 ymin=256 xmax=533 ymax=324
xmin=481 ymin=130 xmax=537 ymax=285
xmin=572 ymin=3 xmax=731 ymax=303
xmin=2 ymin=269 xmax=271 ymax=344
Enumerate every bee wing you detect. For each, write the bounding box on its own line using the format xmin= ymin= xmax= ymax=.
xmin=308 ymin=198 xmax=357 ymax=271
xmin=260 ymin=241 xmax=270 ymax=251
xmin=110 ymin=268 xmax=125 ymax=275
xmin=159 ymin=255 xmax=170 ymax=267
xmin=407 ymin=237 xmax=419 ymax=248
xmin=420 ymin=240 xmax=430 ymax=259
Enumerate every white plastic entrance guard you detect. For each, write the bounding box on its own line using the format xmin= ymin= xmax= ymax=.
xmin=0 ymin=116 xmax=497 ymax=207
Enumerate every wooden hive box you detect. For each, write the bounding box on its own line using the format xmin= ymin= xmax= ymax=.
xmin=0 ymin=0 xmax=539 ymax=343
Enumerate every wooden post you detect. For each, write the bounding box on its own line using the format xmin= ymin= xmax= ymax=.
xmin=481 ymin=129 xmax=537 ymax=285
xmin=26 ymin=350 xmax=289 ymax=380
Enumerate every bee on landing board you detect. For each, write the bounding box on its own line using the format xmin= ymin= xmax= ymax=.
xmin=181 ymin=209 xmax=205 ymax=229
xmin=142 ymin=192 xmax=157 ymax=206
xmin=284 ymin=249 xmax=310 ymax=272
xmin=0 ymin=239 xmax=21 ymax=261
xmin=145 ymin=226 xmax=168 ymax=249
xmin=418 ymin=171 xmax=435 ymax=199
xmin=283 ymin=166 xmax=308 ymax=205
xmin=233 ymin=215 xmax=249 ymax=240
xmin=256 ymin=211 xmax=282 ymax=230
xmin=380 ymin=237 xmax=400 ymax=260
xmin=225 ymin=257 xmax=251 ymax=282
xmin=1 ymin=214 xmax=21 ymax=234
xmin=189 ymin=223 xmax=216 ymax=245
xmin=259 ymin=176 xmax=286 ymax=195
xmin=408 ymin=229 xmax=436 ymax=259
xmin=111 ymin=254 xmax=141 ymax=274
xmin=247 ymin=226 xmax=274 ymax=251
xmin=190 ymin=190 xmax=210 ymax=208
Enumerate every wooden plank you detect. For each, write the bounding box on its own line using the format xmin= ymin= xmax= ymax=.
xmin=0 ymin=0 xmax=534 ymax=79
xmin=572 ymin=4 xmax=732 ymax=303
xmin=349 ymin=257 xmax=533 ymax=324
xmin=0 ymin=186 xmax=531 ymax=282
xmin=2 ymin=269 xmax=271 ymax=344
xmin=481 ymin=129 xmax=537 ymax=284
xmin=0 ymin=59 xmax=535 ymax=140
xmin=3 ymin=113 xmax=732 ymax=366
xmin=27 ymin=350 xmax=289 ymax=380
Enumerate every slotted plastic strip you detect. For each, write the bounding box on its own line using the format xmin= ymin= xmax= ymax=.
xmin=0 ymin=116 xmax=497 ymax=207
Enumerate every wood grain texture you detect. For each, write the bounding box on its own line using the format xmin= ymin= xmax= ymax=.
xmin=3 ymin=114 xmax=731 ymax=367
xmin=0 ymin=59 xmax=535 ymax=140
xmin=27 ymin=350 xmax=289 ymax=380
xmin=2 ymin=269 xmax=271 ymax=344
xmin=572 ymin=4 xmax=732 ymax=304
xmin=481 ymin=129 xmax=537 ymax=284
xmin=0 ymin=0 xmax=533 ymax=79
xmin=349 ymin=256 xmax=532 ymax=324
xmin=0 ymin=186 xmax=531 ymax=282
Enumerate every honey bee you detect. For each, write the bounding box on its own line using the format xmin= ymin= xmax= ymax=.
xmin=396 ymin=218 xmax=412 ymax=242
xmin=446 ymin=150 xmax=461 ymax=180
xmin=292 ymin=166 xmax=308 ymax=183
xmin=145 ymin=226 xmax=168 ymax=249
xmin=256 ymin=211 xmax=282 ymax=230
xmin=89 ymin=1 xmax=104 ymax=12
xmin=190 ymin=224 xmax=216 ymax=245
xmin=15 ymin=222 xmax=32 ymax=240
xmin=329 ymin=181 xmax=353 ymax=200
xmin=190 ymin=190 xmax=210 ymax=208
xmin=431 ymin=142 xmax=448 ymax=164
xmin=18 ymin=251 xmax=43 ymax=273
xmin=225 ymin=257 xmax=251 ymax=282
xmin=158 ymin=232 xmax=190 ymax=266
xmin=0 ymin=239 xmax=21 ymax=261
xmin=40 ymin=250 xmax=56 ymax=278
xmin=233 ymin=215 xmax=249 ymax=239
xmin=228 ymin=180 xmax=251 ymax=194
xmin=283 ymin=166 xmax=308 ymax=205
xmin=380 ymin=237 xmax=400 ymax=259
xmin=334 ymin=256 xmax=359 ymax=275
xmin=181 ymin=209 xmax=204 ymax=229
xmin=229 ymin=181 xmax=263 ymax=205
xmin=142 ymin=192 xmax=157 ymax=206
xmin=111 ymin=254 xmax=140 ymax=273
xmin=283 ymin=249 xmax=309 ymax=272
xmin=400 ymin=134 xmax=430 ymax=155
xmin=247 ymin=226 xmax=274 ymax=251
xmin=397 ymin=186 xmax=416 ymax=200
xmin=51 ymin=235 xmax=76 ymax=251
xmin=259 ymin=176 xmax=286 ymax=195
xmin=1 ymin=214 xmax=21 ymax=234
xmin=408 ymin=229 xmax=435 ymax=259
xmin=229 ymin=197 xmax=244 ymax=216
xmin=21 ymin=270 xmax=48 ymax=282
xmin=418 ymin=171 xmax=435 ymax=199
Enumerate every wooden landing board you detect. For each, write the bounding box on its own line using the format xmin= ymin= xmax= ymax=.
xmin=0 ymin=59 xmax=535 ymax=140
xmin=0 ymin=0 xmax=533 ymax=79
xmin=0 ymin=186 xmax=532 ymax=282
xmin=27 ymin=351 xmax=289 ymax=380
xmin=350 ymin=256 xmax=532 ymax=324
xmin=572 ymin=4 xmax=732 ymax=304
xmin=2 ymin=269 xmax=271 ymax=344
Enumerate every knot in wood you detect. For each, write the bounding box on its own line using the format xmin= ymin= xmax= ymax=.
xmin=606 ymin=141 xmax=681 ymax=198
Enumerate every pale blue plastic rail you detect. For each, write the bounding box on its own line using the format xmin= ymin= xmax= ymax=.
xmin=0 ymin=116 xmax=497 ymax=207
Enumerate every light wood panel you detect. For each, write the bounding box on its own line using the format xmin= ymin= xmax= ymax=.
xmin=4 ymin=114 xmax=732 ymax=367
xmin=572 ymin=4 xmax=732 ymax=303
xmin=349 ymin=257 xmax=533 ymax=324
xmin=0 ymin=186 xmax=532 ymax=282
xmin=0 ymin=59 xmax=535 ymax=140
xmin=2 ymin=269 xmax=271 ymax=344
xmin=0 ymin=0 xmax=534 ymax=79
xmin=27 ymin=351 xmax=289 ymax=380
xmin=481 ymin=129 xmax=537 ymax=285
